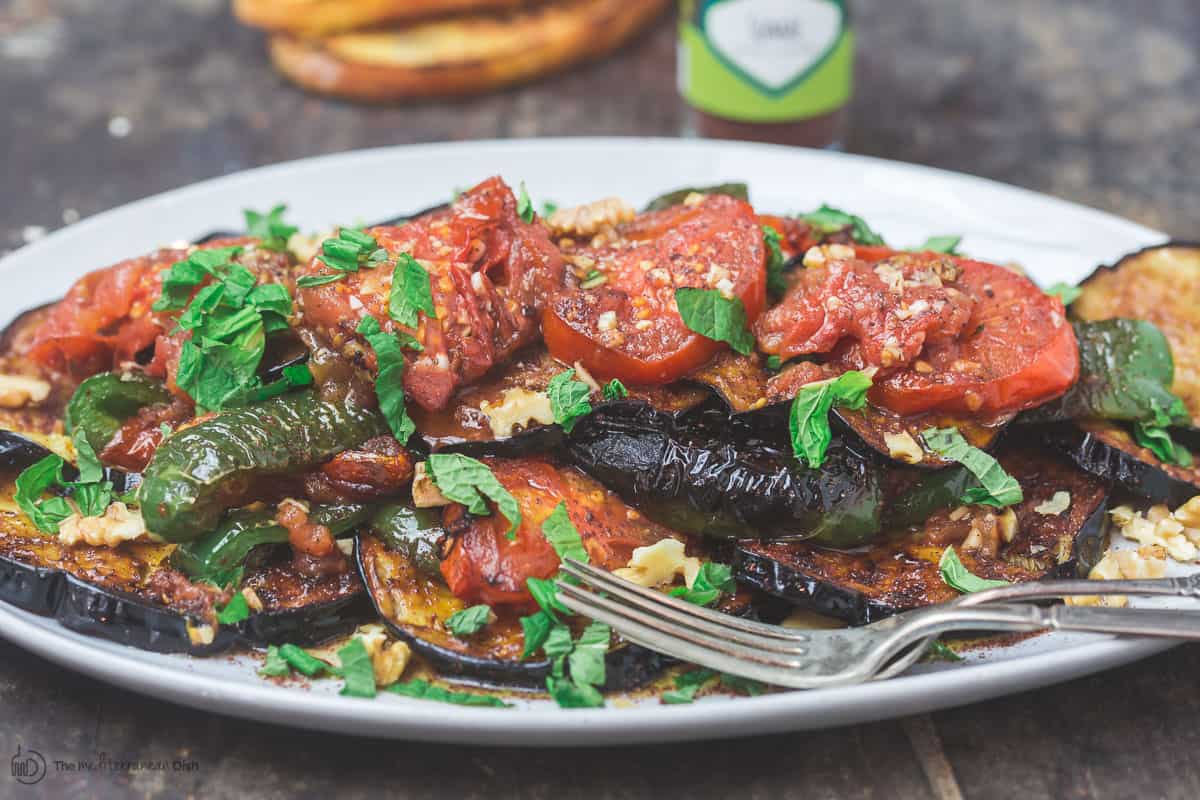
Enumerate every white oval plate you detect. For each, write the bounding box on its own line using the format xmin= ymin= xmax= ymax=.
xmin=0 ymin=138 xmax=1178 ymax=746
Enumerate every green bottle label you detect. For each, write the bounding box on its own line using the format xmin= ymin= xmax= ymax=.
xmin=679 ymin=0 xmax=854 ymax=123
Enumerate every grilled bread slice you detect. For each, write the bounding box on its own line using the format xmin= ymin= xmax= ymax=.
xmin=267 ymin=0 xmax=670 ymax=102
xmin=234 ymin=0 xmax=535 ymax=38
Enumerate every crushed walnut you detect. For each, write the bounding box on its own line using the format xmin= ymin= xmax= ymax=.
xmin=614 ymin=538 xmax=700 ymax=589
xmin=546 ymin=198 xmax=635 ymax=239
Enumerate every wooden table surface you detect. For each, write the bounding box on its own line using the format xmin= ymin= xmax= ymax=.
xmin=2 ymin=1 xmax=1199 ymax=798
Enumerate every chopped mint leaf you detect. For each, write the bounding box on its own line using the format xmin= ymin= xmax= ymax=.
xmin=939 ymin=546 xmax=1011 ymax=593
xmin=216 ymin=592 xmax=250 ymax=625
xmin=675 ymin=288 xmax=756 ymax=356
xmin=915 ymin=235 xmax=962 ymax=255
xmin=798 ymin=205 xmax=885 ymax=246
xmin=387 ymin=253 xmax=436 ymax=328
xmin=923 ymin=428 xmax=1023 ymax=507
xmin=337 ymin=638 xmax=378 ymax=698
xmin=669 ymin=561 xmax=735 ymax=607
xmin=601 ymin=379 xmax=628 ymax=401
xmin=1045 ymin=283 xmax=1082 ymax=306
xmin=789 ymin=371 xmax=873 ymax=468
xmin=427 ymin=453 xmax=521 ymax=538
xmin=763 ymin=224 xmax=787 ymax=297
xmin=356 ymin=316 xmax=415 ymax=443
xmin=547 ymin=369 xmax=593 ymax=433
xmin=446 ymin=604 xmax=493 ymax=637
xmin=387 ymin=679 xmax=510 ymax=707
xmin=244 ymin=204 xmax=298 ymax=252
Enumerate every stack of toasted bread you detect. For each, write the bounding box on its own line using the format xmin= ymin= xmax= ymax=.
xmin=234 ymin=0 xmax=670 ymax=102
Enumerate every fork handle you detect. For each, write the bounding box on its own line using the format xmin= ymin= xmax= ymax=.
xmin=891 ymin=603 xmax=1200 ymax=643
xmin=956 ymin=574 xmax=1200 ymax=607
xmin=1043 ymin=605 xmax=1200 ymax=639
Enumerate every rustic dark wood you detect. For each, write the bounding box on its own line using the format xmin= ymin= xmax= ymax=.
xmin=2 ymin=0 xmax=1199 ymax=797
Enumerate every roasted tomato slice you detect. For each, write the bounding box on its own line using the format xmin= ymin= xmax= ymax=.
xmin=296 ymin=177 xmax=565 ymax=412
xmin=542 ymin=194 xmax=766 ymax=386
xmin=440 ymin=458 xmax=684 ymax=611
xmin=868 ymin=257 xmax=1078 ymax=416
xmin=28 ymin=237 xmax=289 ymax=380
xmin=757 ymin=246 xmax=1077 ymax=417
xmin=27 ymin=249 xmax=179 ymax=377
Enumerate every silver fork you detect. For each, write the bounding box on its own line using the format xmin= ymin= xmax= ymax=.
xmin=557 ymin=561 xmax=1200 ymax=690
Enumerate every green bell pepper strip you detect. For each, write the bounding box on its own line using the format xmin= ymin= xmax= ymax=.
xmin=139 ymin=390 xmax=387 ymax=542
xmin=170 ymin=503 xmax=371 ymax=585
xmin=64 ymin=372 xmax=173 ymax=454
xmin=368 ymin=503 xmax=445 ymax=578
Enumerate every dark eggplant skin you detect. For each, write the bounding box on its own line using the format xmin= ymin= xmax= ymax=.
xmin=356 ymin=534 xmax=671 ymax=689
xmin=567 ymin=399 xmax=883 ymax=546
xmin=0 ymin=429 xmax=56 ymax=471
xmin=736 ymin=444 xmax=1110 ymax=625
xmin=0 ymin=536 xmax=368 ymax=654
xmin=372 ymin=202 xmax=451 ymax=228
xmin=1042 ymin=421 xmax=1200 ymax=506
xmin=0 ymin=537 xmax=237 ymax=655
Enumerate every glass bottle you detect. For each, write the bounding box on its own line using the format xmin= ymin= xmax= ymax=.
xmin=678 ymin=0 xmax=854 ymax=149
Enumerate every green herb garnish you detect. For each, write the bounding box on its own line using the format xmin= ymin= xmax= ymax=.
xmin=563 ymin=620 xmax=610 ymax=691
xmin=789 ymin=371 xmax=873 ymax=468
xmin=446 ymin=604 xmax=493 ymax=637
xmin=1045 ymin=283 xmax=1082 ymax=306
xmin=1133 ymin=400 xmax=1193 ymax=466
xmin=669 ymin=562 xmax=735 ymax=607
xmin=547 ymin=369 xmax=593 ymax=433
xmin=519 ymin=609 xmax=556 ymax=660
xmin=675 ymin=288 xmax=756 ymax=356
xmin=765 ymin=355 xmax=783 ymax=372
xmin=914 ymin=235 xmax=962 ymax=255
xmin=540 ymin=502 xmax=588 ymax=565
xmin=15 ymin=434 xmax=115 ymax=534
xmin=317 ymin=227 xmax=384 ymax=273
xmin=14 ymin=455 xmax=75 ymax=533
xmin=763 ymin=224 xmax=788 ymax=297
xmin=296 ymin=273 xmax=345 ymax=288
xmin=387 ymin=253 xmax=436 ymax=328
xmin=939 ymin=547 xmax=1011 ymax=593
xmin=799 ymin=205 xmax=885 ymax=245
xmin=243 ymin=204 xmax=298 ymax=252
xmin=215 ymin=592 xmax=250 ymax=625
xmin=258 ymin=645 xmax=291 ymax=677
xmin=276 ymin=643 xmax=334 ymax=677
xmin=923 ymin=428 xmax=1023 ymax=507
xmin=924 ymin=640 xmax=964 ymax=662
xmin=661 ymin=668 xmax=766 ymax=704
xmin=337 ymin=638 xmax=378 ymax=698
xmin=601 ymin=379 xmax=628 ymax=401
xmin=662 ymin=668 xmax=718 ymax=704
xmin=356 ymin=316 xmax=415 ymax=443
xmin=516 ymin=182 xmax=536 ymax=223
xmin=426 ymin=453 xmax=521 ymax=538
xmin=156 ymin=246 xmax=297 ymax=411
xmin=387 ymin=680 xmax=510 ymax=707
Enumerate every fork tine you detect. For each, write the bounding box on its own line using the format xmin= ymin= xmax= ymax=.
xmin=555 ymin=582 xmax=826 ymax=688
xmin=556 ymin=581 xmax=872 ymax=689
xmin=560 ymin=559 xmax=809 ymax=645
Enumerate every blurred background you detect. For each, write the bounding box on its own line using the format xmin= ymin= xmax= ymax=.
xmin=3 ymin=0 xmax=1197 ymax=257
